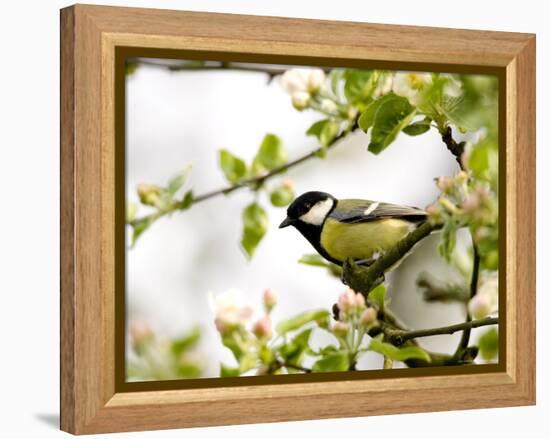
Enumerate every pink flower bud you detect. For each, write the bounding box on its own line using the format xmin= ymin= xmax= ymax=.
xmin=333 ymin=321 xmax=350 ymax=337
xmin=360 ymin=307 xmax=378 ymax=328
xmin=338 ymin=289 xmax=356 ymax=314
xmin=462 ymin=193 xmax=481 ymax=213
xmin=129 ymin=320 xmax=154 ymax=350
xmin=253 ymin=316 xmax=272 ymax=339
xmin=355 ymin=292 xmax=366 ymax=308
xmin=436 ymin=176 xmax=453 ymax=192
xmin=468 ymin=294 xmax=492 ymax=319
xmin=214 ymin=317 xmax=229 ymax=335
xmin=137 ymin=183 xmax=161 ymax=206
xmin=281 ymin=178 xmax=294 ymax=190
xmin=262 ymin=289 xmax=277 ymax=312
xmin=474 ymin=226 xmax=491 ymax=243
xmin=338 ymin=289 xmax=365 ymax=318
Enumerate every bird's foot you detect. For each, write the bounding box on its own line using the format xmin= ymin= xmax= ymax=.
xmin=354 ymin=251 xmax=383 ymax=267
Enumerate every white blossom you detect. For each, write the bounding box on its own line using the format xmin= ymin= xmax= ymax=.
xmin=441 ymin=74 xmax=463 ymax=98
xmin=392 ymin=72 xmax=432 ymax=106
xmin=373 ymin=73 xmax=393 ymax=97
xmin=291 ymin=91 xmax=310 ymax=110
xmin=280 ymin=68 xmax=325 ymax=94
xmin=209 ymin=289 xmax=253 ymax=334
xmin=320 ymin=99 xmax=338 ymax=114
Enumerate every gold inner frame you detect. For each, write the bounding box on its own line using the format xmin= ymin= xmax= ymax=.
xmin=113 ymin=45 xmax=507 ymax=393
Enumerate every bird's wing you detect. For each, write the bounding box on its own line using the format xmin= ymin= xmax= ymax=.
xmin=331 ymin=199 xmax=427 ymax=224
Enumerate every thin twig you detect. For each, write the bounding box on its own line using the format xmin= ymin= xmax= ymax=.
xmin=130 ymin=59 xmax=289 ymax=79
xmin=441 ymin=125 xmax=467 ymax=168
xmin=456 ymin=244 xmax=481 ymax=353
xmin=386 ymin=316 xmax=498 ymax=346
xmin=280 ymin=362 xmax=312 ymax=373
xmin=130 ymin=119 xmax=359 ymax=228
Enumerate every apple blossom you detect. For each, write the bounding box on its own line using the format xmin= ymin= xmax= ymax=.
xmin=392 ymin=72 xmax=432 ymax=106
xmin=252 ymin=316 xmax=272 ymax=339
xmin=210 ymin=289 xmax=253 ymax=335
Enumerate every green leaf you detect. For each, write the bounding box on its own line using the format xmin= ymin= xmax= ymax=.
xmin=241 ymin=202 xmax=268 ymax=258
xmin=368 ymin=283 xmax=387 ymax=310
xmin=220 ymin=363 xmax=241 ymax=377
xmin=369 ymin=335 xmax=431 ymax=363
xmin=329 ymin=69 xmax=345 ymax=98
xmin=343 ymin=69 xmax=376 ymax=103
xmin=171 ymin=327 xmax=201 ymax=357
xmin=306 ymin=119 xmax=329 ymax=138
xmin=308 ymin=344 xmax=339 ymax=357
xmin=402 ymin=118 xmax=432 ymax=136
xmin=166 ymin=166 xmax=191 ymax=195
xmin=320 ymin=120 xmax=340 ymax=147
xmin=126 ymin=202 xmax=137 ymax=223
xmin=125 ymin=62 xmax=138 ymax=76
xmin=298 ymin=253 xmax=331 ymax=268
xmin=177 ymin=362 xmax=201 ymax=378
xmin=276 ymin=309 xmax=330 ymax=335
xmin=278 ymin=328 xmax=312 ymax=365
xmin=270 ymin=185 xmax=294 ymax=207
xmin=238 ymin=352 xmax=258 ymax=373
xmin=358 ymin=94 xmax=398 ymax=133
xmin=221 ymin=334 xmax=245 ymax=360
xmin=131 ymin=216 xmax=156 ymax=246
xmin=468 ymin=142 xmax=490 ymax=176
xmin=468 ymin=138 xmax=498 ymax=188
xmin=253 ymin=134 xmax=287 ymax=171
xmin=369 ymin=96 xmax=416 ymax=154
xmin=478 ymin=328 xmax=498 ymax=360
xmin=259 ymin=345 xmax=274 ymax=364
xmin=312 ymin=351 xmax=350 ymax=372
xmin=219 ymin=149 xmax=247 ymax=183
xmin=439 ymin=220 xmax=458 ymax=262
xmin=438 ymin=74 xmax=498 ymax=134
xmin=306 ymin=119 xmax=340 ymax=148
xmin=298 ymin=254 xmax=342 ymax=277
xmin=178 ymin=190 xmax=194 ymax=210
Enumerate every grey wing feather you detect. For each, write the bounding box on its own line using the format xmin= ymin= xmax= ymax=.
xmin=332 ymin=200 xmax=427 ymax=224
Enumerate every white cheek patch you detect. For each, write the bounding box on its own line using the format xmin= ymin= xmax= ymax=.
xmin=363 ymin=202 xmax=379 ymax=216
xmin=299 ymin=198 xmax=334 ymax=226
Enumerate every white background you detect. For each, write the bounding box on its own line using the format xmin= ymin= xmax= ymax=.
xmin=0 ymin=0 xmax=546 ymax=438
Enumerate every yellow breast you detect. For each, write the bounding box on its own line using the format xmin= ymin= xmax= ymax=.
xmin=320 ymin=218 xmax=414 ymax=263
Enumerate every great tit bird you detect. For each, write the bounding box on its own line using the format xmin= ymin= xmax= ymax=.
xmin=279 ymin=191 xmax=427 ymax=266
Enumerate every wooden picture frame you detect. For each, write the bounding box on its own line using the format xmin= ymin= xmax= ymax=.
xmin=60 ymin=4 xmax=536 ymax=434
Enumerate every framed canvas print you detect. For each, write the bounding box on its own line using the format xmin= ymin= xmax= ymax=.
xmin=60 ymin=4 xmax=536 ymax=434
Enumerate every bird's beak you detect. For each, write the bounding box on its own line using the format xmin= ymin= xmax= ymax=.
xmin=279 ymin=217 xmax=294 ymax=229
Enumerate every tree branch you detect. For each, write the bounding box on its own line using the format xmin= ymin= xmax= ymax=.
xmin=416 ymin=272 xmax=469 ymax=303
xmin=342 ymin=221 xmax=440 ymax=297
xmin=455 ymin=244 xmax=481 ymax=353
xmin=130 ymin=119 xmax=359 ymax=229
xmin=364 ymin=319 xmax=480 ymax=367
xmin=441 ymin=125 xmax=467 ymax=168
xmin=385 ymin=316 xmax=498 ymax=346
xmin=280 ymin=362 xmax=312 ymax=373
xmin=128 ymin=59 xmax=331 ymax=82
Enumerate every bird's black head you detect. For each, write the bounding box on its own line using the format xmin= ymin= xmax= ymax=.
xmin=279 ymin=191 xmax=337 ymax=229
